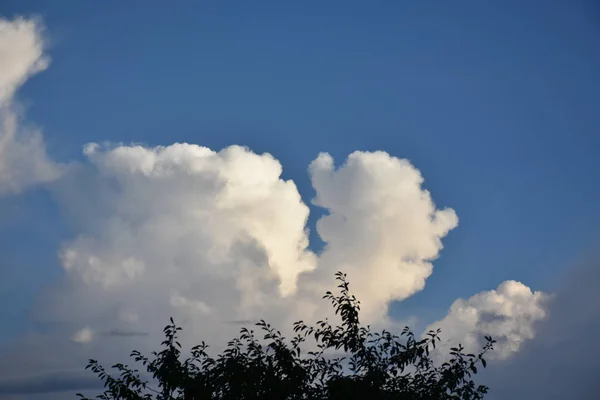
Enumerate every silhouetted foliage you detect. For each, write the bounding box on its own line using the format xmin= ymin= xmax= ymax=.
xmin=77 ymin=272 xmax=496 ymax=400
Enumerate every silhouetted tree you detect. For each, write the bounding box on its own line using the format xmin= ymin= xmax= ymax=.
xmin=77 ymin=272 xmax=495 ymax=400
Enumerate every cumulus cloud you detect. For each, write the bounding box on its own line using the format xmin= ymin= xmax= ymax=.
xmin=307 ymin=151 xmax=458 ymax=322
xmin=15 ymin=143 xmax=306 ymax=372
xmin=36 ymin=145 xmax=461 ymax=348
xmin=52 ymin=143 xmax=317 ymax=327
xmin=424 ymin=280 xmax=549 ymax=360
xmin=483 ymin=259 xmax=600 ymax=400
xmin=0 ymin=16 xmax=61 ymax=195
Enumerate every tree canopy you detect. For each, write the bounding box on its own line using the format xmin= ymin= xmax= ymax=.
xmin=77 ymin=272 xmax=495 ymax=400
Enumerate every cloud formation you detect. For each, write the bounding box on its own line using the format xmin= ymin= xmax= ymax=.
xmin=1 ymin=140 xmax=470 ymax=395
xmin=484 ymin=259 xmax=600 ymax=400
xmin=40 ymin=143 xmax=461 ymax=346
xmin=308 ymin=151 xmax=458 ymax=321
xmin=425 ymin=280 xmax=549 ymax=360
xmin=0 ymin=17 xmax=61 ymax=195
xmin=50 ymin=143 xmax=317 ymax=335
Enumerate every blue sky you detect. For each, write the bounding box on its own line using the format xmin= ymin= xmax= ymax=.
xmin=0 ymin=1 xmax=599 ymax=398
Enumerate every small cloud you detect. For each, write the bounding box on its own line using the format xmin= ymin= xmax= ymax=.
xmin=424 ymin=280 xmax=549 ymax=360
xmin=484 ymin=258 xmax=600 ymax=399
xmin=0 ymin=17 xmax=49 ymax=106
xmin=70 ymin=327 xmax=93 ymax=344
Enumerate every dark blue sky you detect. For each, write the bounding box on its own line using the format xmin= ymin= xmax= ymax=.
xmin=1 ymin=0 xmax=599 ymax=338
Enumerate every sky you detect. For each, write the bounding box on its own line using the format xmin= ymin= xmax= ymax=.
xmin=0 ymin=1 xmax=599 ymax=399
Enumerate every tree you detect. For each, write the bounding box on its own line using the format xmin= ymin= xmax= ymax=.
xmin=77 ymin=272 xmax=496 ymax=400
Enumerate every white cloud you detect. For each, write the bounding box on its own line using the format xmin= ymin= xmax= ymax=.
xmin=424 ymin=280 xmax=549 ymax=360
xmin=70 ymin=327 xmax=93 ymax=344
xmin=483 ymin=260 xmax=600 ymax=400
xmin=0 ymin=17 xmax=48 ymax=106
xmin=0 ymin=16 xmax=61 ymax=195
xmin=36 ymin=143 xmax=319 ymax=351
xmin=306 ymin=151 xmax=459 ymax=322
xmin=24 ymin=144 xmax=464 ymax=361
